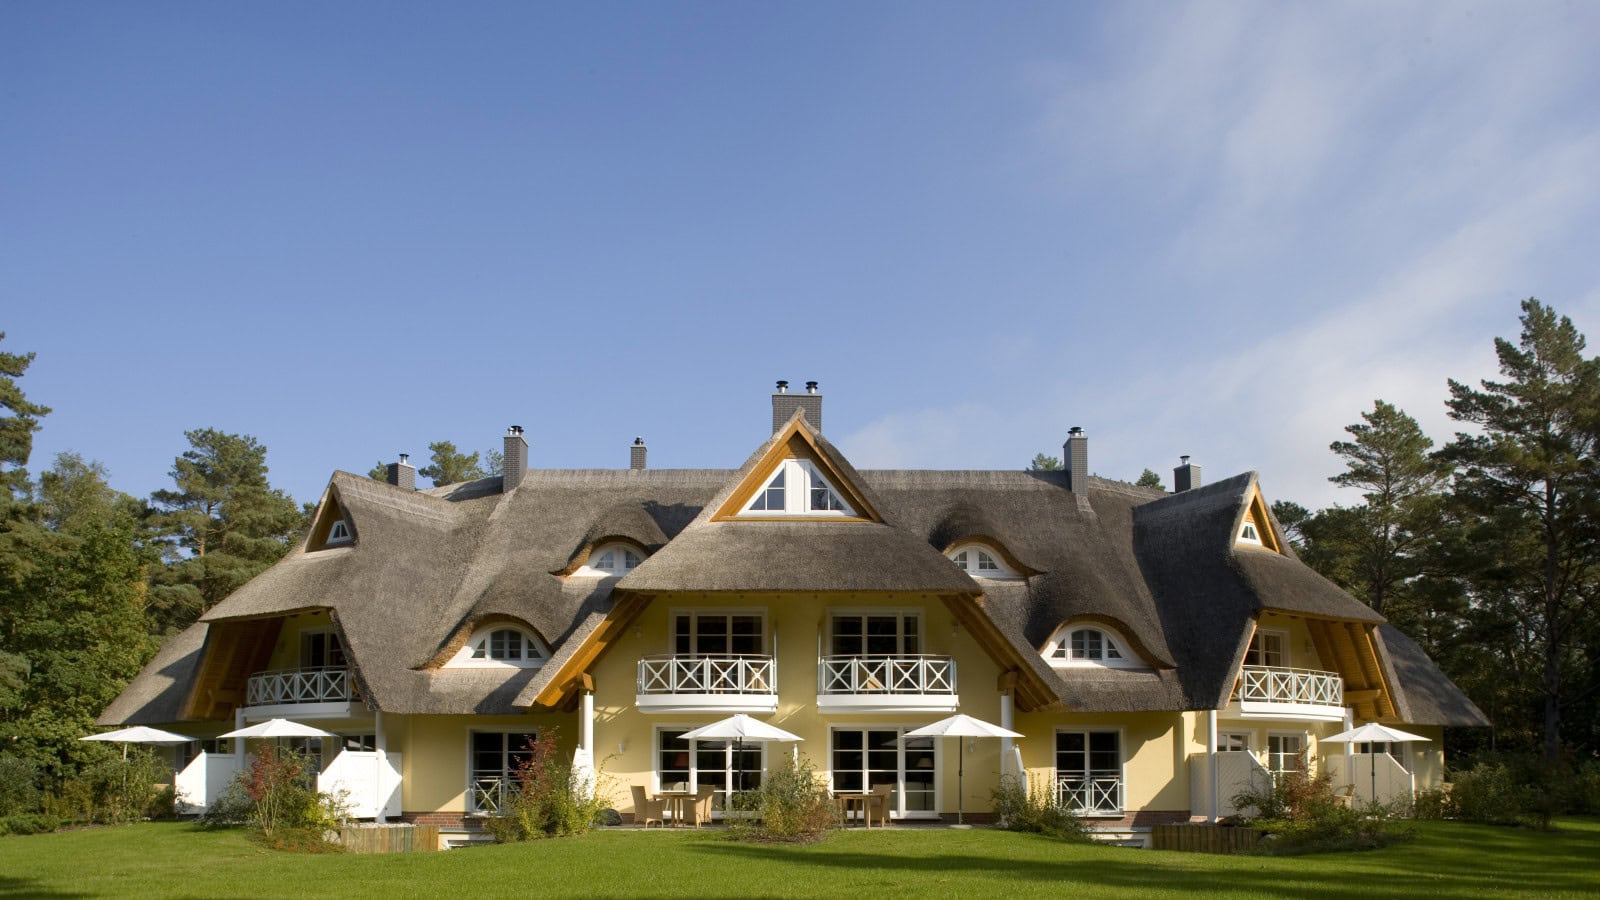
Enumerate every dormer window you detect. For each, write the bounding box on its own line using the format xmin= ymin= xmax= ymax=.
xmin=741 ymin=459 xmax=855 ymax=517
xmin=446 ymin=626 xmax=548 ymax=669
xmin=327 ymin=520 xmax=352 ymax=544
xmin=1044 ymin=626 xmax=1141 ymax=669
xmin=573 ymin=542 xmax=645 ymax=577
xmin=1238 ymin=522 xmax=1262 ymax=546
xmin=947 ymin=544 xmax=1019 ymax=579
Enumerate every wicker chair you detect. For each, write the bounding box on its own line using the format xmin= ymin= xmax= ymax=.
xmin=631 ymin=785 xmax=666 ymax=828
xmin=684 ymin=784 xmax=717 ymax=828
xmin=866 ymin=783 xmax=894 ymax=827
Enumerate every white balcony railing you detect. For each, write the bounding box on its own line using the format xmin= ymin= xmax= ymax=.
xmin=636 ymin=655 xmax=775 ymax=695
xmin=245 ymin=667 xmax=354 ymax=707
xmin=817 ymin=655 xmax=956 ymax=695
xmin=1057 ymin=772 xmax=1122 ymax=815
xmin=470 ymin=776 xmax=518 ymax=815
xmin=1236 ymin=665 xmax=1343 ymax=708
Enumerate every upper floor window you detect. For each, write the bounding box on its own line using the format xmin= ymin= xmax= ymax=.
xmin=741 ymin=459 xmax=855 ymax=517
xmin=1245 ymin=629 xmax=1287 ymax=668
xmin=300 ymin=629 xmax=346 ymax=669
xmin=1043 ymin=626 xmax=1140 ymax=669
xmin=1238 ymin=521 xmax=1263 ymax=546
xmin=674 ymin=611 xmax=765 ymax=656
xmin=947 ymin=544 xmax=1018 ymax=579
xmin=447 ymin=626 xmax=548 ymax=669
xmin=326 ymin=520 xmax=352 ymax=544
xmin=574 ymin=542 xmax=645 ymax=577
xmin=830 ymin=611 xmax=920 ymax=657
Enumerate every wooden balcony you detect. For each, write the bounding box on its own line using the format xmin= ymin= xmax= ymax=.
xmin=242 ymin=667 xmax=357 ymax=717
xmin=635 ymin=655 xmax=777 ymax=714
xmin=1233 ymin=665 xmax=1345 ymax=721
xmin=816 ymin=655 xmax=958 ymax=713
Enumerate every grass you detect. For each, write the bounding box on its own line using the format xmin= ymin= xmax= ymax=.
xmin=1 ymin=818 xmax=1596 ymax=899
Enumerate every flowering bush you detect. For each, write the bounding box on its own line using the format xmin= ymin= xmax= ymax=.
xmin=484 ymin=731 xmax=612 ymax=842
xmin=203 ymin=746 xmax=346 ymax=839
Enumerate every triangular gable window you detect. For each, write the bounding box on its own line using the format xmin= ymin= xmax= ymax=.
xmin=327 ymin=520 xmax=351 ymax=544
xmin=741 ymin=459 xmax=856 ymax=517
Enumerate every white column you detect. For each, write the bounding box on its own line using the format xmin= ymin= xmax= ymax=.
xmin=374 ymin=708 xmax=388 ymax=823
xmin=1207 ymin=709 xmax=1219 ymax=822
xmin=999 ymin=689 xmax=1015 ymax=780
xmin=580 ymin=689 xmax=595 ymax=754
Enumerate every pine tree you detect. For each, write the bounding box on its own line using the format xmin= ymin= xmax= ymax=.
xmin=1028 ymin=453 xmax=1062 ymax=471
xmin=1135 ymin=469 xmax=1166 ymax=491
xmin=147 ymin=429 xmax=305 ymax=634
xmin=0 ymin=333 xmax=51 ymax=509
xmin=1442 ymin=299 xmax=1600 ymax=762
xmin=418 ymin=440 xmax=485 ymax=487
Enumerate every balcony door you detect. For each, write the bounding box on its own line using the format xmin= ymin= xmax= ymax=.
xmin=300 ymin=629 xmax=346 ymax=669
xmin=657 ymin=728 xmax=764 ymax=814
xmin=828 ymin=727 xmax=938 ymax=819
xmin=830 ymin=612 xmax=920 ymax=656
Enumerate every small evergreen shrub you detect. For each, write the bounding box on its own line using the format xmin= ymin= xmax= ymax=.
xmin=1447 ymin=763 xmax=1532 ymax=826
xmin=1231 ymin=760 xmax=1413 ymax=855
xmin=0 ymin=754 xmax=41 ymax=817
xmin=484 ymin=731 xmax=612 ymax=842
xmin=727 ymin=755 xmax=839 ymax=843
xmin=0 ymin=813 xmax=60 ymax=836
xmin=990 ymin=775 xmax=1090 ymax=841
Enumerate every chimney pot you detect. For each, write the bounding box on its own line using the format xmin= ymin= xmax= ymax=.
xmin=503 ymin=424 xmax=530 ymax=491
xmin=775 ymin=380 xmax=788 ymax=393
xmin=805 ymin=381 xmax=818 ymax=394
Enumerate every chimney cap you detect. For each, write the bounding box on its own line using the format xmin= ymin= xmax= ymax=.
xmin=775 ymin=380 xmax=788 ymax=393
xmin=1180 ymin=455 xmax=1190 ymax=464
xmin=399 ymin=453 xmax=410 ymax=465
xmin=1068 ymin=426 xmax=1085 ymax=436
xmin=633 ymin=436 xmax=645 ymax=446
xmin=507 ymin=424 xmax=525 ymax=436
xmin=805 ymin=381 xmax=819 ymax=394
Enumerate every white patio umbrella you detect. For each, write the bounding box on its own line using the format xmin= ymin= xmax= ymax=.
xmin=219 ymin=718 xmax=337 ymax=740
xmin=81 ymin=725 xmax=193 ymax=760
xmin=680 ymin=715 xmax=805 ymax=793
xmin=1320 ymin=723 xmax=1432 ymax=803
xmin=903 ymin=714 xmax=1023 ymax=827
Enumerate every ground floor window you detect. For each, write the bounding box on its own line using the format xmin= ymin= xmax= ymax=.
xmin=1219 ymin=732 xmax=1251 ymax=752
xmin=470 ymin=731 xmax=537 ymax=814
xmin=1055 ymin=730 xmax=1122 ymax=814
xmin=1267 ymin=733 xmax=1305 ymax=780
xmin=828 ymin=727 xmax=937 ymax=818
xmin=340 ymin=734 xmax=376 ymax=752
xmin=657 ymin=729 xmax=764 ymax=814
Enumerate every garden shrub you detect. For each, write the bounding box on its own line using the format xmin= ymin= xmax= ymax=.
xmin=0 ymin=753 xmax=41 ymax=816
xmin=1410 ymin=787 xmax=1449 ymax=820
xmin=727 ymin=755 xmax=838 ymax=843
xmin=484 ymin=731 xmax=612 ymax=842
xmin=1447 ymin=762 xmax=1532 ymax=826
xmin=0 ymin=812 xmax=60 ymax=836
xmin=81 ymin=749 xmax=172 ymax=824
xmin=1231 ymin=761 xmax=1413 ymax=855
xmin=991 ymin=775 xmax=1090 ymax=841
xmin=202 ymin=745 xmax=347 ymax=844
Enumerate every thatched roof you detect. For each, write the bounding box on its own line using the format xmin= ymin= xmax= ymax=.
xmin=105 ymin=418 xmax=1482 ymax=726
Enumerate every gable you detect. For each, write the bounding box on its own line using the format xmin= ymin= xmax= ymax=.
xmin=1235 ymin=485 xmax=1283 ymax=553
xmin=306 ymin=488 xmax=356 ymax=551
xmin=712 ymin=416 xmax=879 ymax=523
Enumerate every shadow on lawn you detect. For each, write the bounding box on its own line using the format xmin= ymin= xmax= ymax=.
xmin=691 ymin=824 xmax=1599 ymax=900
xmin=0 ymin=875 xmax=88 ymax=899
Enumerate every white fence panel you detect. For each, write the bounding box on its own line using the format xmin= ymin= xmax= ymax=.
xmin=174 ymin=751 xmax=241 ymax=814
xmin=319 ymin=750 xmax=403 ymax=819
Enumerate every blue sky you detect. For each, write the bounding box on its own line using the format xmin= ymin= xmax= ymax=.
xmin=4 ymin=1 xmax=1599 ymax=511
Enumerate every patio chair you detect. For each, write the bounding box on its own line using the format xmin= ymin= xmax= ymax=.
xmin=684 ymin=785 xmax=717 ymax=828
xmin=631 ymin=785 xmax=665 ymax=828
xmin=1334 ymin=784 xmax=1357 ymax=809
xmin=867 ymin=783 xmax=893 ymax=827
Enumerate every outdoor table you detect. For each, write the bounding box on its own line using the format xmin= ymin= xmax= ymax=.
xmin=657 ymin=790 xmax=694 ymax=827
xmin=834 ymin=793 xmax=873 ymax=827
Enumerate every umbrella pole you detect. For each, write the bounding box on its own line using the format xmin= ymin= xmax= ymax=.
xmin=957 ymin=740 xmax=964 ymax=826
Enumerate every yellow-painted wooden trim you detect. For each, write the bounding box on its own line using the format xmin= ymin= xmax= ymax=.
xmin=710 ymin=418 xmax=881 ymax=523
xmin=531 ymin=593 xmax=652 ymax=708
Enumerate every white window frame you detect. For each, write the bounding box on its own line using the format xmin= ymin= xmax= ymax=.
xmin=827 ymin=608 xmax=923 ymax=657
xmin=298 ymin=628 xmax=346 ymax=670
xmin=1238 ymin=519 xmax=1264 ymax=546
xmin=466 ymin=728 xmax=540 ymax=815
xmin=1266 ymin=731 xmax=1307 ymax=777
xmin=669 ymin=608 xmax=768 ymax=656
xmin=654 ymin=725 xmax=769 ymax=817
xmin=946 ymin=543 xmax=1020 ymax=579
xmin=1219 ymin=731 xmax=1252 ymax=752
xmin=826 ymin=724 xmax=942 ymax=820
xmin=446 ymin=625 xmax=549 ymax=669
xmin=1041 ymin=624 xmax=1142 ymax=669
xmin=573 ymin=542 xmax=646 ymax=577
xmin=1054 ymin=726 xmax=1125 ymax=817
xmin=740 ymin=458 xmax=855 ymax=517
xmin=326 ymin=519 xmax=352 ymax=544
xmin=1245 ymin=628 xmax=1290 ymax=668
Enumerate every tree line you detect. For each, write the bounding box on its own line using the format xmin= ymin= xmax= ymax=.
xmin=0 ymin=334 xmax=495 ymax=781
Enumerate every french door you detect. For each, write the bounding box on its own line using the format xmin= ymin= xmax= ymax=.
xmin=828 ymin=727 xmax=937 ymax=819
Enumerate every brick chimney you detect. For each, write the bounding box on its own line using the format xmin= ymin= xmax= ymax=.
xmin=630 ymin=436 xmax=647 ymax=470
xmin=771 ymin=380 xmax=822 ymax=432
xmin=503 ymin=425 xmax=528 ymax=491
xmin=1064 ymin=427 xmax=1088 ymax=496
xmin=386 ymin=453 xmax=416 ymax=492
xmin=1174 ymin=455 xmax=1201 ymax=493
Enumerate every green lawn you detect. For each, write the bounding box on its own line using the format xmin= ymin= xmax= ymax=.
xmin=2 ymin=819 xmax=1597 ymax=899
